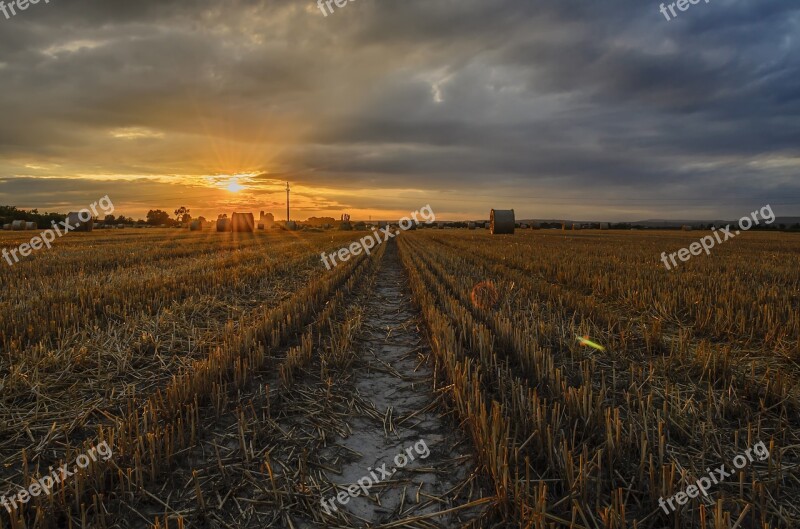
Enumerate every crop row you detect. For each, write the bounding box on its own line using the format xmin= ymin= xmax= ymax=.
xmin=398 ymin=231 xmax=797 ymax=528
xmin=0 ymin=231 xmax=384 ymax=528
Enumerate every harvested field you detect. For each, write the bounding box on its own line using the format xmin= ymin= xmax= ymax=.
xmin=0 ymin=229 xmax=798 ymax=528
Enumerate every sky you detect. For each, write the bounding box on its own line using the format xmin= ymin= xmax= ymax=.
xmin=0 ymin=0 xmax=798 ymax=222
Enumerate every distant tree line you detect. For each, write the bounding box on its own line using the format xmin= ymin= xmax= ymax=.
xmin=0 ymin=206 xmax=65 ymax=229
xmin=305 ymin=216 xmax=337 ymax=226
xmin=4 ymin=204 xmax=799 ymax=231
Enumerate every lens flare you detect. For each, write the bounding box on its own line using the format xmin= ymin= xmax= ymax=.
xmin=576 ymin=334 xmax=606 ymax=352
xmin=470 ymin=280 xmax=499 ymax=310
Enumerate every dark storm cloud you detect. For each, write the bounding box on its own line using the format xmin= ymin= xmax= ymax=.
xmin=0 ymin=0 xmax=798 ymax=219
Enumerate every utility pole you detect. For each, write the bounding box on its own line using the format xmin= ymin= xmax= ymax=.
xmin=286 ymin=182 xmax=290 ymax=222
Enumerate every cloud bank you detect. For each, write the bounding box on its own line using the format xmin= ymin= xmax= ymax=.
xmin=0 ymin=0 xmax=798 ymax=220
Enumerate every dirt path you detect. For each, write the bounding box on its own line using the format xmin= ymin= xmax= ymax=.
xmin=316 ymin=239 xmax=489 ymax=527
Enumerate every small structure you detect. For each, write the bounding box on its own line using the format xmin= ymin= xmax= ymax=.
xmin=490 ymin=209 xmax=515 ymax=235
xmin=231 ymin=212 xmax=255 ymax=232
xmin=258 ymin=211 xmax=275 ymax=230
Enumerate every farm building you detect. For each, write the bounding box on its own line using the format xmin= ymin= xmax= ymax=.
xmin=231 ymin=212 xmax=255 ymax=232
xmin=258 ymin=211 xmax=275 ymax=230
xmin=490 ymin=209 xmax=515 ymax=234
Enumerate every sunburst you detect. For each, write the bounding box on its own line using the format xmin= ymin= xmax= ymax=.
xmin=226 ymin=177 xmax=244 ymax=193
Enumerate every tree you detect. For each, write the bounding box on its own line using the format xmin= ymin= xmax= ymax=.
xmin=174 ymin=206 xmax=190 ymax=223
xmin=147 ymin=209 xmax=171 ymax=226
xmin=305 ymin=216 xmax=336 ymax=226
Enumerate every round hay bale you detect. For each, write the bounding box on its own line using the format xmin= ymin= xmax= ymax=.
xmin=231 ymin=212 xmax=254 ymax=232
xmin=397 ymin=219 xmax=411 ymax=230
xmin=339 ymin=221 xmax=353 ymax=231
xmin=216 ymin=218 xmax=231 ymax=232
xmin=490 ymin=209 xmax=515 ymax=234
xmin=2 ymin=224 xmax=11 ymax=230
xmin=67 ymin=212 xmax=94 ymax=232
xmin=25 ymin=221 xmax=37 ymax=230
xmin=468 ymin=222 xmax=476 ymax=230
xmin=189 ymin=220 xmax=202 ymax=231
xmin=285 ymin=221 xmax=297 ymax=231
xmin=11 ymin=220 xmax=25 ymax=230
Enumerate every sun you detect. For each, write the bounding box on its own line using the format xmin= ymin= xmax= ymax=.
xmin=226 ymin=177 xmax=244 ymax=193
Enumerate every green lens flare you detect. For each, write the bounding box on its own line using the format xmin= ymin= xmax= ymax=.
xmin=575 ymin=334 xmax=606 ymax=352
